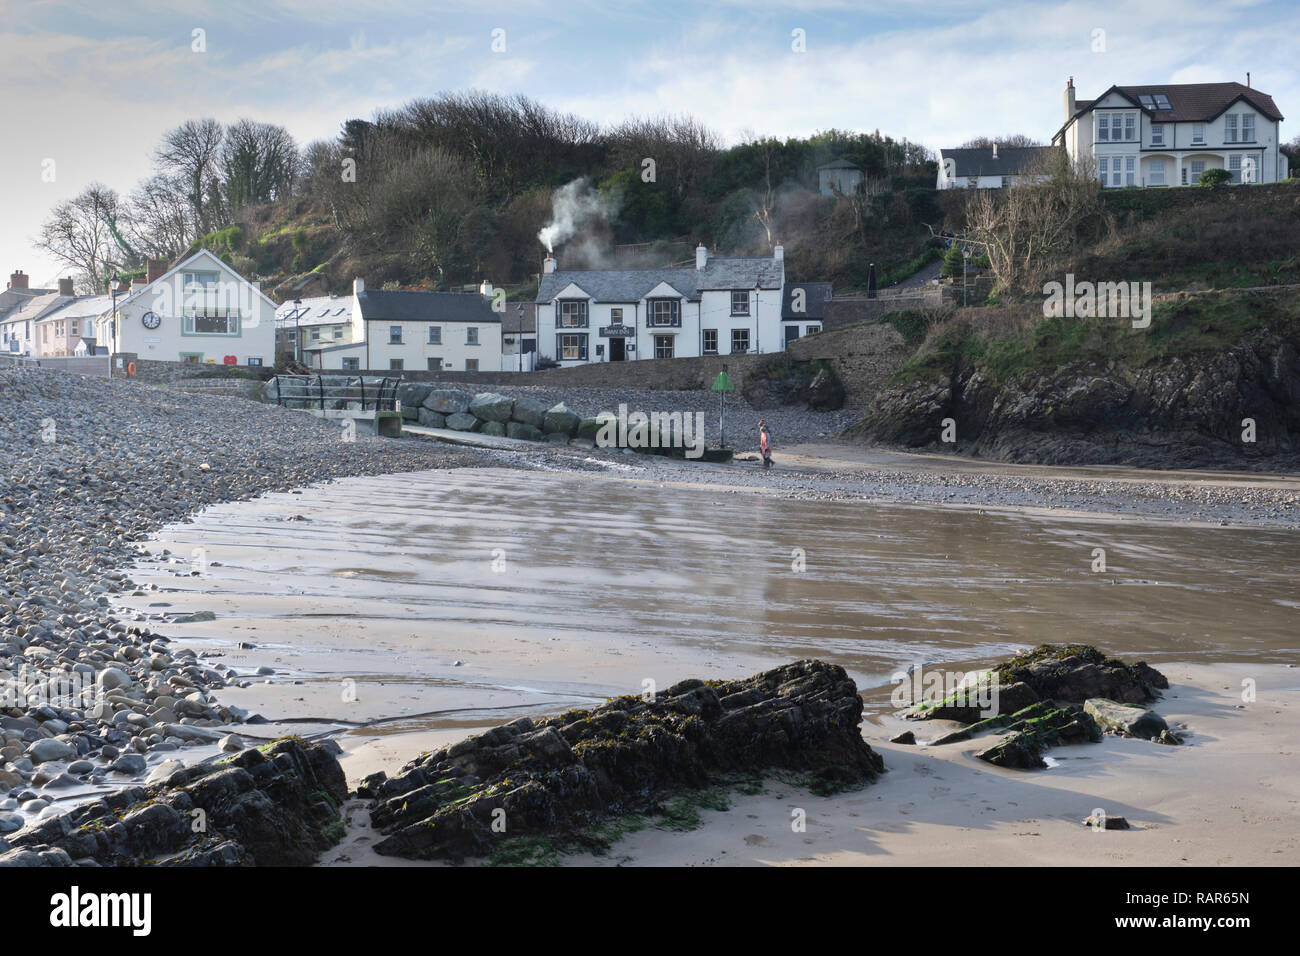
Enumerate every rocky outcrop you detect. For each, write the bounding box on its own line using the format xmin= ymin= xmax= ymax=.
xmin=468 ymin=393 xmax=514 ymax=423
xmin=365 ymin=660 xmax=883 ymax=861
xmin=915 ymin=645 xmax=1176 ymax=770
xmin=0 ymin=738 xmax=346 ymax=866
xmin=846 ymin=313 xmax=1300 ymax=469
xmin=743 ymin=357 xmax=846 ymax=411
xmin=543 ymin=402 xmax=581 ymax=436
xmin=422 ymin=389 xmax=471 ymax=415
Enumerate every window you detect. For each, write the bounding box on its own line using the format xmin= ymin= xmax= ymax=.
xmin=389 ymin=325 xmax=402 ymax=344
xmin=1001 ymin=176 xmax=1011 ymax=188
xmin=1096 ymin=112 xmax=1134 ymax=143
xmin=247 ymin=357 xmax=263 ymax=367
xmin=427 ymin=357 xmax=442 ymax=371
xmin=1225 ymin=114 xmax=1239 ymax=143
xmin=1097 ymin=157 xmax=1108 ymax=183
xmin=465 ymin=359 xmax=478 ymax=372
xmin=730 ymin=290 xmax=750 ymax=315
xmin=703 ymin=329 xmax=718 ymax=354
xmin=1151 ymin=124 xmax=1165 ymax=146
xmin=806 ymin=324 xmax=822 ymax=335
xmin=1149 ymin=158 xmax=1166 ymax=186
xmin=184 ymin=312 xmax=239 ymax=335
xmin=311 ymin=328 xmax=321 ymax=340
xmin=466 ymin=327 xmax=478 ymax=345
xmin=610 ymin=308 xmax=623 ymax=323
xmin=1242 ymin=114 xmax=1255 ymax=142
xmin=342 ymin=357 xmax=360 ymax=370
xmin=389 ymin=358 xmax=404 ymax=371
xmin=1192 ymin=123 xmax=1205 ymax=144
xmin=181 ymin=353 xmax=202 ymax=364
xmin=557 ymin=333 xmax=588 ymax=361
xmin=966 ymin=176 xmax=978 ymax=189
xmin=1126 ymin=156 xmax=1136 ymax=186
xmin=428 ymin=325 xmax=441 ymax=344
xmin=647 ymin=298 xmax=680 ymax=327
xmin=1124 ymin=114 xmax=1135 ymax=141
xmin=1191 ymin=159 xmax=1207 ymax=183
xmin=1229 ymin=155 xmax=1242 ymax=183
xmin=730 ymin=329 xmax=750 ymax=354
xmin=654 ymin=335 xmax=674 ymax=359
xmin=558 ymin=300 xmax=588 ymax=327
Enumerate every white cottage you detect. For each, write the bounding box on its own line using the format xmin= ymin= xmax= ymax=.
xmin=98 ymin=249 xmax=276 ymax=366
xmin=535 ymin=244 xmax=786 ymax=366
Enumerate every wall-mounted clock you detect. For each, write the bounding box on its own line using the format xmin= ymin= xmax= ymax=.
xmin=141 ymin=311 xmax=161 ymax=329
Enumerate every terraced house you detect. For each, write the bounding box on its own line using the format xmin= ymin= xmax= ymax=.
xmin=1055 ymin=77 xmax=1288 ymax=187
xmin=535 ymin=244 xmax=786 ymax=366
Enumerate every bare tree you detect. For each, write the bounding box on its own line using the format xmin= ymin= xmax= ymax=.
xmin=965 ymin=151 xmax=1105 ymax=295
xmin=960 ymin=134 xmax=1045 ymax=149
xmin=36 ymin=184 xmax=132 ymax=293
xmin=155 ymin=118 xmax=223 ymax=236
xmin=127 ymin=172 xmax=191 ymax=258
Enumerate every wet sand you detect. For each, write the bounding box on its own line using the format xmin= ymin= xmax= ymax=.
xmin=111 ymin=463 xmax=1300 ymax=866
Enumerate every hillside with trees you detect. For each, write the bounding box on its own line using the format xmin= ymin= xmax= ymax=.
xmin=37 ymin=91 xmax=941 ymax=299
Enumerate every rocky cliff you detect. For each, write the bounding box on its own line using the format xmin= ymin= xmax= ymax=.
xmin=846 ymin=316 xmax=1300 ymax=469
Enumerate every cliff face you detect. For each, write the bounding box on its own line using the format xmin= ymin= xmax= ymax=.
xmin=846 ymin=323 xmax=1300 ymax=469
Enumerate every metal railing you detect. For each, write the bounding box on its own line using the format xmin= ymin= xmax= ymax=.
xmin=271 ymin=374 xmax=402 ymax=413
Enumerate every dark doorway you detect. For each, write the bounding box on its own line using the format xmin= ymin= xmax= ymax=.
xmin=784 ymin=326 xmax=801 ymax=347
xmin=609 ymin=337 xmax=626 ymax=362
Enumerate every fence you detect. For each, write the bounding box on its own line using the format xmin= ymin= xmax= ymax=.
xmin=270 ymin=374 xmax=401 ymax=417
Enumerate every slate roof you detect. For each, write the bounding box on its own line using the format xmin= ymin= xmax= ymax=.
xmin=357 ymin=289 xmax=500 ymax=324
xmin=939 ymin=146 xmax=1058 ymax=178
xmin=38 ymin=295 xmax=114 ymax=323
xmin=275 ymin=295 xmax=351 ymax=328
xmin=1062 ymin=82 xmax=1284 ymax=131
xmin=536 ymin=257 xmax=783 ymax=304
xmin=0 ymin=292 xmax=75 ymax=326
xmin=502 ymin=301 xmax=536 ymax=334
xmin=782 ymin=282 xmax=833 ymax=320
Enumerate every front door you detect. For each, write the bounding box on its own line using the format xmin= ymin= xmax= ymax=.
xmin=609 ymin=337 xmax=626 ymax=362
xmin=784 ymin=326 xmax=800 ymax=347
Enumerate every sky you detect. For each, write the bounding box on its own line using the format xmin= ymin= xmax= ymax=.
xmin=2 ymin=0 xmax=1297 ymax=286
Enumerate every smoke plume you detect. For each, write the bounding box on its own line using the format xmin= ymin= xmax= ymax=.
xmin=537 ymin=177 xmax=621 ymax=254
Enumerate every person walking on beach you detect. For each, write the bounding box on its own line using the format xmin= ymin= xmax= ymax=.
xmin=758 ymin=420 xmax=773 ymax=470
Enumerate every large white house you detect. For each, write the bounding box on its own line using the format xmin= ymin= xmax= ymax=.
xmin=535 ymin=244 xmax=786 ymax=366
xmin=96 ymin=249 xmax=277 ymax=366
xmin=275 ymin=279 xmax=503 ymax=372
xmin=1054 ymin=77 xmax=1288 ymax=187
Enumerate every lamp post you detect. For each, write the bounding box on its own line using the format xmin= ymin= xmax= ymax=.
xmin=109 ymin=273 xmax=122 ymax=370
xmin=962 ymin=248 xmax=971 ymax=308
xmin=292 ymin=297 xmax=302 ymax=365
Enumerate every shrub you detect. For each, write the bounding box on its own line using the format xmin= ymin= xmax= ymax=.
xmin=1198 ymin=167 xmax=1232 ymax=188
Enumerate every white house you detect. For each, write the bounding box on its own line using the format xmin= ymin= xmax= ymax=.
xmin=97 ymin=249 xmax=277 ymax=366
xmin=2 ymin=289 xmax=71 ymax=356
xmin=276 ymin=279 xmax=503 ymax=372
xmin=535 ymin=244 xmax=786 ymax=366
xmin=1054 ymin=77 xmax=1287 ymax=187
xmin=935 ymin=145 xmax=1057 ymax=189
xmin=34 ymin=290 xmax=113 ymax=357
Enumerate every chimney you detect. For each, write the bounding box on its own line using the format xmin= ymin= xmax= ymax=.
xmin=1065 ymin=76 xmax=1076 ymax=123
xmin=1246 ymin=72 xmax=1251 ymax=88
xmin=58 ymin=277 xmax=74 ymax=296
xmin=146 ymin=258 xmax=168 ymax=283
xmin=773 ymin=242 xmax=784 ymax=262
xmin=696 ymin=243 xmax=708 ymax=270
xmin=8 ymin=270 xmax=28 ymax=290
xmin=353 ymin=277 xmax=365 ymax=295
xmin=543 ymin=254 xmax=556 ymax=275
xmin=479 ymin=280 xmax=494 ymax=300
xmin=992 ymin=143 xmax=999 ymax=159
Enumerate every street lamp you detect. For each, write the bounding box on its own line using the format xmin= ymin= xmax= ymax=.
xmin=962 ymin=247 xmax=971 ymax=308
xmin=292 ymin=297 xmax=302 ymax=365
xmin=109 ymin=272 xmax=122 ymax=356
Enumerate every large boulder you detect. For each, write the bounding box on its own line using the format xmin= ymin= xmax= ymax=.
xmin=417 ymin=408 xmax=447 ymax=429
xmin=511 ymin=397 xmax=549 ymax=428
xmin=543 ymin=402 xmax=581 ymax=436
xmin=367 ymin=660 xmax=882 ymax=861
xmin=506 ymin=422 xmax=545 ymax=442
xmin=469 ymin=393 xmax=514 ymax=423
xmin=26 ymin=738 xmax=76 ymax=764
xmin=1084 ymin=698 xmax=1180 ymax=744
xmin=577 ymin=413 xmax=617 ymax=443
xmin=479 ymin=421 xmax=507 ymax=437
xmin=397 ymin=382 xmax=433 ymax=412
xmin=422 ymin=389 xmax=471 ymax=415
xmin=445 ymin=412 xmax=479 ymax=432
xmin=991 ymin=644 xmax=1167 ymax=705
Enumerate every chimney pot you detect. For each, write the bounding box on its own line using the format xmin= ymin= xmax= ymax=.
xmin=58 ymin=277 xmax=74 ymax=296
xmin=1065 ymin=77 xmax=1077 ymax=123
xmin=1246 ymin=71 xmax=1251 ymax=88
xmin=696 ymin=243 xmax=708 ymax=271
xmin=992 ymin=143 xmax=999 ymax=159
xmin=543 ymin=254 xmax=556 ymax=275
xmin=773 ymin=243 xmax=784 ymax=262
